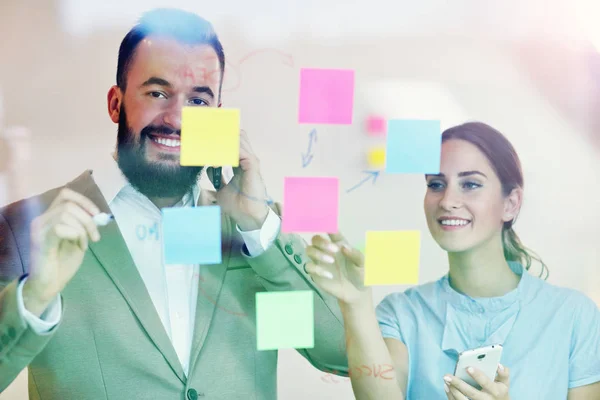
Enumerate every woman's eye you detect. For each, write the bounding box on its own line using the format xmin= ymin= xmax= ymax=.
xmin=463 ymin=181 xmax=482 ymax=190
xmin=427 ymin=182 xmax=444 ymax=190
xmin=189 ymin=98 xmax=208 ymax=106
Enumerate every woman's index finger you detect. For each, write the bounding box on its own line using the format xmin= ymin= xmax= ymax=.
xmin=327 ymin=232 xmax=348 ymax=245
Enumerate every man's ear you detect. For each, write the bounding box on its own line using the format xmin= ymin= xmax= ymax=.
xmin=503 ymin=187 xmax=523 ymax=223
xmin=107 ymin=85 xmax=122 ymax=124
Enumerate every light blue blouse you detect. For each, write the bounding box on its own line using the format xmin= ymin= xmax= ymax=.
xmin=376 ymin=261 xmax=600 ymax=399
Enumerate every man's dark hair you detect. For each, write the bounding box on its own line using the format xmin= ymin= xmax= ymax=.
xmin=116 ymin=8 xmax=225 ymax=100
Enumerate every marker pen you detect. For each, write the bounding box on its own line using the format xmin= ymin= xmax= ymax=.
xmin=93 ymin=212 xmax=114 ymax=226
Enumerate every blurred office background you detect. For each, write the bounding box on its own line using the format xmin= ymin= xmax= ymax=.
xmin=1 ymin=0 xmax=599 ymax=398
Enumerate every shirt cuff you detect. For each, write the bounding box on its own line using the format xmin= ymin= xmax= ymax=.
xmin=17 ymin=275 xmax=62 ymax=334
xmin=236 ymin=207 xmax=281 ymax=257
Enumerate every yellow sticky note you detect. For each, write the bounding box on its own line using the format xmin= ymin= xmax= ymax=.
xmin=367 ymin=147 xmax=386 ymax=168
xmin=364 ymin=231 xmax=420 ymax=285
xmin=180 ymin=107 xmax=240 ymax=166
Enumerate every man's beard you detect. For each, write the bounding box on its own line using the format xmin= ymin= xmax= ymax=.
xmin=116 ymin=104 xmax=203 ymax=199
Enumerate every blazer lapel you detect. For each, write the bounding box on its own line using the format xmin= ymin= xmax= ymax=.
xmin=187 ymin=188 xmax=231 ymax=375
xmin=68 ymin=170 xmax=187 ymax=384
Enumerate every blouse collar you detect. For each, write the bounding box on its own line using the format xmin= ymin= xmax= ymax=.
xmin=440 ymin=261 xmax=530 ymax=313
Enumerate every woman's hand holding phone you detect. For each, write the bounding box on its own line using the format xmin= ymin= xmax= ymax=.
xmin=444 ymin=364 xmax=510 ymax=400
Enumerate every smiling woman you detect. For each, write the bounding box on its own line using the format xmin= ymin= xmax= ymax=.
xmin=303 ymin=121 xmax=600 ymax=400
xmin=424 ymin=122 xmax=548 ymax=280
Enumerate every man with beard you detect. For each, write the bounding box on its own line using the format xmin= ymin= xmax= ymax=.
xmin=0 ymin=8 xmax=348 ymax=400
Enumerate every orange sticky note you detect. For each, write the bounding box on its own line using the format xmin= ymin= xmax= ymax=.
xmin=368 ymin=147 xmax=386 ymax=168
xmin=364 ymin=231 xmax=420 ymax=285
xmin=180 ymin=107 xmax=240 ymax=166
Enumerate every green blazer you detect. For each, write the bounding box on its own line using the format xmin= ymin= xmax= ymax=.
xmin=0 ymin=170 xmax=348 ymax=399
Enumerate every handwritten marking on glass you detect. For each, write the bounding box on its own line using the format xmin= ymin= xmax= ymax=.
xmin=301 ymin=128 xmax=317 ymax=168
xmin=136 ymin=222 xmax=159 ymax=240
xmin=346 ymin=170 xmax=380 ymax=193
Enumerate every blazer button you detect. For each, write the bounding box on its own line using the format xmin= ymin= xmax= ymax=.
xmin=187 ymin=388 xmax=198 ymax=400
xmin=284 ymin=244 xmax=293 ymax=255
xmin=293 ymin=254 xmax=302 ymax=264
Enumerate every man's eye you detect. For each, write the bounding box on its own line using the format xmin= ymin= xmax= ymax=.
xmin=149 ymin=91 xmax=166 ymax=99
xmin=189 ymin=98 xmax=208 ymax=106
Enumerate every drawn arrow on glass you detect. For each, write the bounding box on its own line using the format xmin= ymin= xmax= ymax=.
xmin=346 ymin=170 xmax=381 ymax=193
xmin=301 ymin=128 xmax=317 ymax=168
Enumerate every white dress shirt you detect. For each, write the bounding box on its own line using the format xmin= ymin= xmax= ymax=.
xmin=16 ymin=155 xmax=281 ymax=377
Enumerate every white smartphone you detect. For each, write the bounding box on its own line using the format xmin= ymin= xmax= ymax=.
xmin=454 ymin=344 xmax=503 ymax=390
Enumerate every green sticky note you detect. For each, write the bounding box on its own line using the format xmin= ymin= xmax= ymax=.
xmin=180 ymin=107 xmax=240 ymax=166
xmin=364 ymin=231 xmax=420 ymax=285
xmin=256 ymin=291 xmax=314 ymax=351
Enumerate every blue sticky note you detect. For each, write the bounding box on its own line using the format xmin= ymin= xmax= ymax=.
xmin=385 ymin=119 xmax=441 ymax=174
xmin=162 ymin=206 xmax=222 ymax=264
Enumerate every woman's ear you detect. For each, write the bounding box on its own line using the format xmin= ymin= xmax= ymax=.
xmin=503 ymin=187 xmax=523 ymax=223
xmin=107 ymin=85 xmax=122 ymax=124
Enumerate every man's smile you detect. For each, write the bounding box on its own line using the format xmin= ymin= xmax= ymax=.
xmin=147 ymin=133 xmax=181 ymax=152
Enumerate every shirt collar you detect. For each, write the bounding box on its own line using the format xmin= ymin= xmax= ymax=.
xmin=92 ymin=152 xmax=201 ymax=207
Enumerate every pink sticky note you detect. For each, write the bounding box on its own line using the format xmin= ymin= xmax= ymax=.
xmin=366 ymin=115 xmax=386 ymax=136
xmin=282 ymin=177 xmax=339 ymax=233
xmin=298 ymin=68 xmax=354 ymax=124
